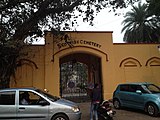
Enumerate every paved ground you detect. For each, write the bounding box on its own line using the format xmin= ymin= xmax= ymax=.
xmin=78 ymin=102 xmax=160 ymax=120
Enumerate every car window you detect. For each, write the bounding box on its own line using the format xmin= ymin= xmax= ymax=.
xmin=0 ymin=91 xmax=15 ymax=105
xmin=19 ymin=91 xmax=46 ymax=105
xmin=120 ymin=84 xmax=150 ymax=93
xmin=144 ymin=84 xmax=160 ymax=94
xmin=128 ymin=85 xmax=136 ymax=92
xmin=35 ymin=89 xmax=60 ymax=102
xmin=136 ymin=85 xmax=148 ymax=93
xmin=120 ymin=85 xmax=136 ymax=92
xmin=120 ymin=85 xmax=129 ymax=91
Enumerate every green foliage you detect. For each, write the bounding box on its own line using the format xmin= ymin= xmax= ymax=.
xmin=121 ymin=3 xmax=160 ymax=43
xmin=147 ymin=0 xmax=160 ymax=16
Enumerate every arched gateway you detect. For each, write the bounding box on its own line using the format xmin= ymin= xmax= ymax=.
xmin=59 ymin=52 xmax=102 ymax=102
xmin=48 ymin=31 xmax=110 ymax=101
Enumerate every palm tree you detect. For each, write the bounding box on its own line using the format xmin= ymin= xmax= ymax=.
xmin=121 ymin=3 xmax=160 ymax=43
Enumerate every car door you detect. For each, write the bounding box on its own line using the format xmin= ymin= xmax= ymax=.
xmin=0 ymin=90 xmax=17 ymax=120
xmin=17 ymin=90 xmax=49 ymax=120
xmin=118 ymin=85 xmax=131 ymax=106
xmin=126 ymin=85 xmax=144 ymax=109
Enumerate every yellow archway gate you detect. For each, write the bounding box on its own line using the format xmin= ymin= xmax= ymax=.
xmin=59 ymin=52 xmax=102 ymax=102
xmin=44 ymin=31 xmax=112 ymax=100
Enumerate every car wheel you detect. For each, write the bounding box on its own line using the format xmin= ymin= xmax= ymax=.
xmin=113 ymin=99 xmax=121 ymax=109
xmin=146 ymin=103 xmax=158 ymax=116
xmin=52 ymin=114 xmax=69 ymax=120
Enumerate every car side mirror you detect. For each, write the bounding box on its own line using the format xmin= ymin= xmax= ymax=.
xmin=136 ymin=90 xmax=142 ymax=95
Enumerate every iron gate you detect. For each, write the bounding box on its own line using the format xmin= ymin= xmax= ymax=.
xmin=60 ymin=61 xmax=90 ymax=102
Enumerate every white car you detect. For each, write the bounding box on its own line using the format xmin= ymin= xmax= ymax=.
xmin=0 ymin=88 xmax=81 ymax=120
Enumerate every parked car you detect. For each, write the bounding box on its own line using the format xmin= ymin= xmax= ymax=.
xmin=0 ymin=87 xmax=81 ymax=120
xmin=113 ymin=82 xmax=160 ymax=116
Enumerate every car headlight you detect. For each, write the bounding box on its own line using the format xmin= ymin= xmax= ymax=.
xmin=71 ymin=106 xmax=80 ymax=112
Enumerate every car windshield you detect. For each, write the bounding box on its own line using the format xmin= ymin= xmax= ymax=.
xmin=36 ymin=89 xmax=60 ymax=102
xmin=142 ymin=84 xmax=160 ymax=94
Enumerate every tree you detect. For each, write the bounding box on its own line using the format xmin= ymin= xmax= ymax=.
xmin=121 ymin=3 xmax=160 ymax=43
xmin=147 ymin=0 xmax=160 ymax=16
xmin=0 ymin=0 xmax=138 ymax=88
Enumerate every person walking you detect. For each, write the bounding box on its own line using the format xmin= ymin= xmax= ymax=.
xmin=90 ymin=83 xmax=102 ymax=120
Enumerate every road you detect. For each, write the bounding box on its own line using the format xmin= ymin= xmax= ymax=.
xmin=78 ymin=102 xmax=160 ymax=120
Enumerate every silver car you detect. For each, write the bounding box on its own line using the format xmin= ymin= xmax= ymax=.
xmin=0 ymin=88 xmax=81 ymax=120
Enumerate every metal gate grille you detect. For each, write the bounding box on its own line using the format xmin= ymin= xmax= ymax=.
xmin=60 ymin=61 xmax=90 ymax=102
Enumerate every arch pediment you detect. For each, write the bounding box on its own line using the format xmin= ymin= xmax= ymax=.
xmin=53 ymin=46 xmax=108 ymax=62
xmin=17 ymin=59 xmax=38 ymax=69
xmin=120 ymin=57 xmax=142 ymax=67
xmin=145 ymin=57 xmax=160 ymax=67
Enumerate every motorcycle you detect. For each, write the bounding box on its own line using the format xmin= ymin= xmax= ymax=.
xmin=97 ymin=100 xmax=116 ymax=120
